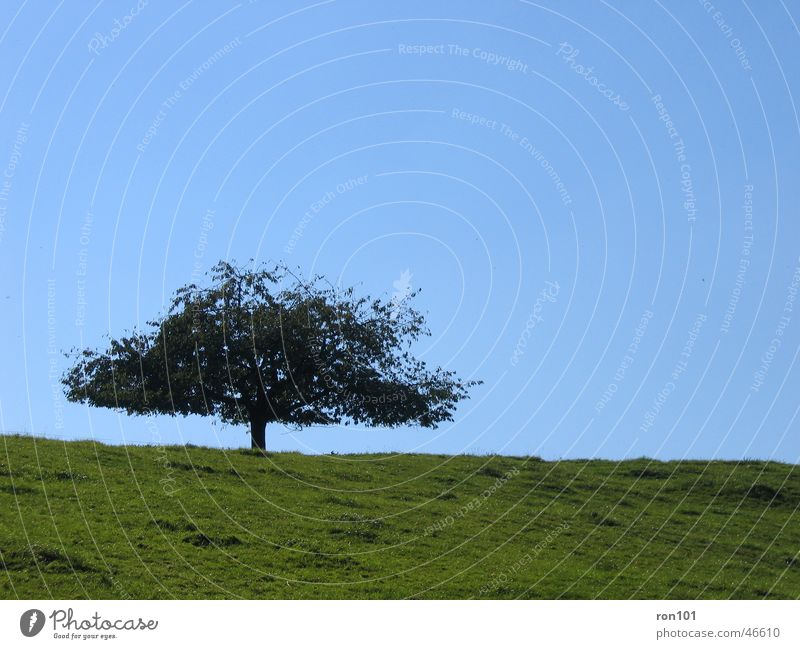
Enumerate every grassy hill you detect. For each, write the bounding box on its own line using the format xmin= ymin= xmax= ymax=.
xmin=0 ymin=434 xmax=797 ymax=599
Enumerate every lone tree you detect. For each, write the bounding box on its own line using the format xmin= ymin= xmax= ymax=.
xmin=63 ymin=261 xmax=479 ymax=450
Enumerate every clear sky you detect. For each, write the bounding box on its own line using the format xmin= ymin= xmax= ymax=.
xmin=0 ymin=0 xmax=798 ymax=461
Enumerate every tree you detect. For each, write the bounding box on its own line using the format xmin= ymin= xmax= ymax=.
xmin=62 ymin=261 xmax=479 ymax=450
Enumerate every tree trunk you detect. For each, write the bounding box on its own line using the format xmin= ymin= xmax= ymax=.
xmin=250 ymin=415 xmax=267 ymax=451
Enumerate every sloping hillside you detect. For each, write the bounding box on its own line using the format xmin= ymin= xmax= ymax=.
xmin=0 ymin=435 xmax=797 ymax=598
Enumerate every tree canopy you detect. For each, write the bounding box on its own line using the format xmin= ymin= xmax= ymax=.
xmin=62 ymin=261 xmax=479 ymax=449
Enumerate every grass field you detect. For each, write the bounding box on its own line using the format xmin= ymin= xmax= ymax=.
xmin=0 ymin=434 xmax=797 ymax=599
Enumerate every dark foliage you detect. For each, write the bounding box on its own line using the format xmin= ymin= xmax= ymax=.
xmin=62 ymin=261 xmax=479 ymax=449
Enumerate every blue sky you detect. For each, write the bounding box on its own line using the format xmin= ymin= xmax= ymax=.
xmin=0 ymin=0 xmax=798 ymax=461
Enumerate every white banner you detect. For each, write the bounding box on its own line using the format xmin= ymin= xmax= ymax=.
xmin=0 ymin=600 xmax=797 ymax=648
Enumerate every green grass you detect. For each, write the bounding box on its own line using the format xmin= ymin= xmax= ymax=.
xmin=0 ymin=434 xmax=798 ymax=599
